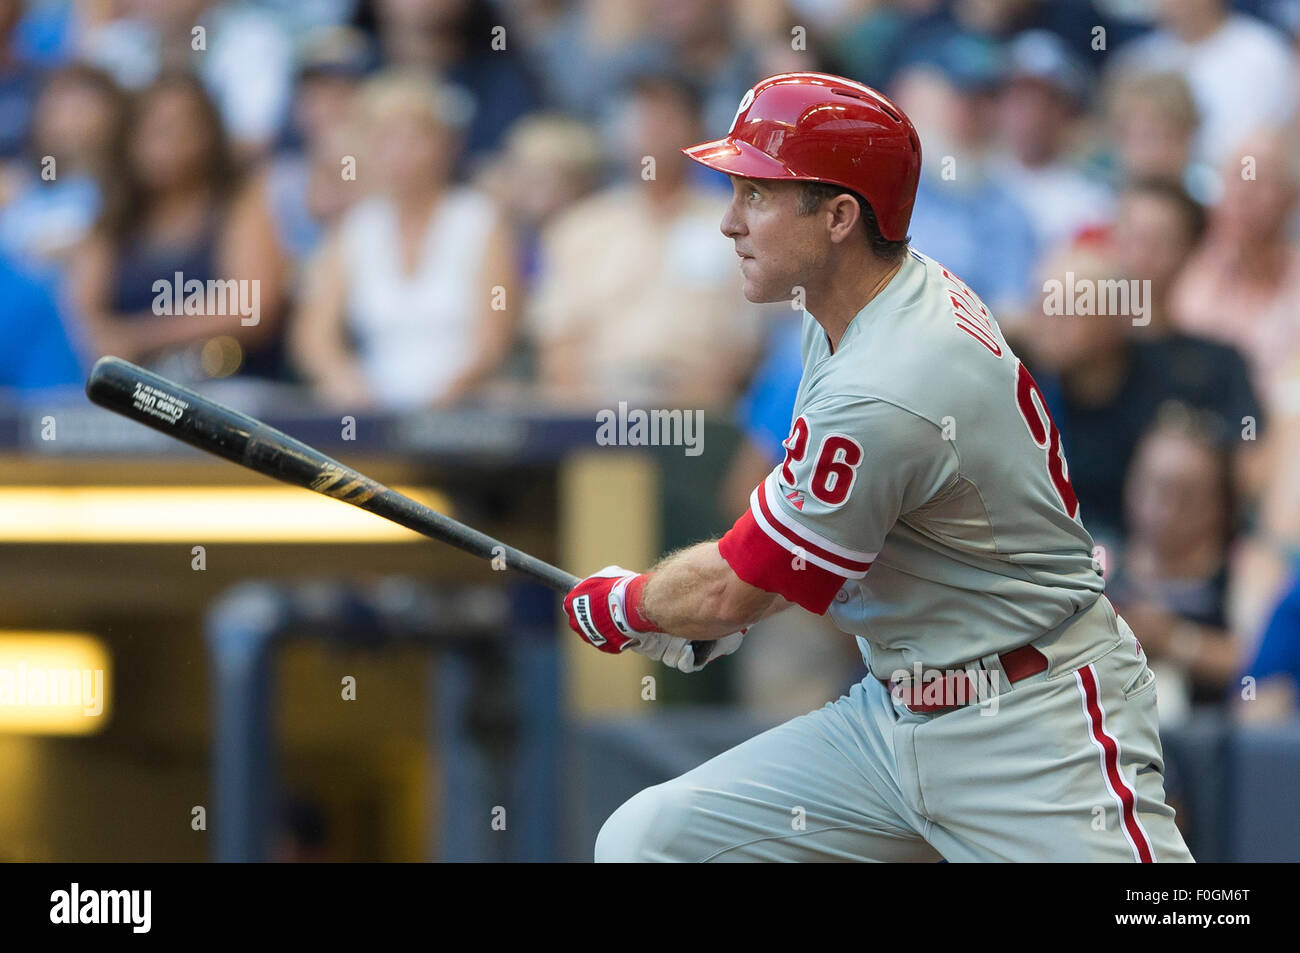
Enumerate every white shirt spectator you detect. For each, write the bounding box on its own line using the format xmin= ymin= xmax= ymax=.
xmin=987 ymin=153 xmax=1115 ymax=251
xmin=338 ymin=189 xmax=497 ymax=409
xmin=1116 ymin=12 xmax=1298 ymax=164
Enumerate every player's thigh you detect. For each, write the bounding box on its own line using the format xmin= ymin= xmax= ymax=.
xmin=919 ymin=631 xmax=1193 ymax=862
xmin=596 ymin=681 xmax=939 ymax=862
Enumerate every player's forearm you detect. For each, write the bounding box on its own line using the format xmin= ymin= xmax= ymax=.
xmin=641 ymin=541 xmax=779 ymax=640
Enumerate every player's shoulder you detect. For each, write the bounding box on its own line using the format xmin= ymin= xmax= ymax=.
xmin=795 ymin=250 xmax=1019 ymax=444
xmin=854 ymin=248 xmax=1002 ymax=348
xmin=890 ymin=248 xmax=1001 ymax=334
xmin=799 ymin=389 xmax=951 ymax=445
xmin=812 ymin=250 xmax=1013 ymax=413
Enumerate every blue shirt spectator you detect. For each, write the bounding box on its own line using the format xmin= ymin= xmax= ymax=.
xmin=735 ymin=315 xmax=804 ymax=463
xmin=0 ymin=252 xmax=83 ymax=393
xmin=0 ymin=63 xmax=37 ymax=159
xmin=1249 ymin=572 xmax=1300 ymax=694
xmin=13 ymin=0 xmax=75 ymax=68
xmin=909 ymin=175 xmax=1039 ymax=316
xmin=0 ymin=172 xmax=101 ymax=280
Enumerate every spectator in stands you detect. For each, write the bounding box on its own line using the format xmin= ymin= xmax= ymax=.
xmin=355 ymin=0 xmax=539 ymax=176
xmin=289 ymin=71 xmax=517 ymax=410
xmin=259 ymin=0 xmax=357 ymax=38
xmin=78 ymin=0 xmax=294 ymax=159
xmin=1109 ymin=179 xmax=1206 ymax=340
xmin=1238 ymin=570 xmax=1300 ymax=723
xmin=10 ymin=0 xmax=78 ymax=69
xmin=1110 ymin=177 xmax=1266 ymax=496
xmin=1103 ymin=71 xmax=1214 ymax=202
xmin=988 ymin=30 xmax=1113 ymax=252
xmin=642 ymin=0 xmax=759 ymax=138
xmin=1024 ymin=245 xmax=1261 ymax=548
xmin=514 ymin=0 xmax=661 ymax=125
xmin=1172 ymin=127 xmax=1300 ymax=413
xmin=68 ymin=73 xmax=279 ymax=380
xmin=1109 ymin=405 xmax=1244 ymax=724
xmin=226 ymin=26 xmax=373 ymax=379
xmin=476 ymin=113 xmax=606 ymax=287
xmin=1231 ymin=352 xmax=1300 ymax=652
xmin=274 ymin=25 xmax=374 ymax=162
xmin=0 ymin=0 xmax=41 ymax=163
xmin=949 ymin=0 xmax=1145 ymax=64
xmin=0 ymin=64 xmax=124 ymax=280
xmin=747 ymin=7 xmax=839 ymax=82
xmin=0 ymin=249 xmax=84 ymax=394
xmin=720 ymin=314 xmax=801 ymax=518
xmin=832 ymin=0 xmax=1145 ymax=94
xmin=892 ymin=33 xmax=1040 ymax=321
xmin=1111 ymin=0 xmax=1297 ymax=167
xmin=529 ymin=70 xmax=766 ymax=409
xmin=833 ymin=0 xmax=948 ymax=91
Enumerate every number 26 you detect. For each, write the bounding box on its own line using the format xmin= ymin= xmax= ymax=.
xmin=780 ymin=416 xmax=863 ymax=507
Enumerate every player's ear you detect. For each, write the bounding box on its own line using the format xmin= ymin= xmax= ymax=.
xmin=826 ymin=193 xmax=863 ymax=244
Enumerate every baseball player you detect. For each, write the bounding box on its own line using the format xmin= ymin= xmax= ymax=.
xmin=563 ymin=72 xmax=1194 ymax=863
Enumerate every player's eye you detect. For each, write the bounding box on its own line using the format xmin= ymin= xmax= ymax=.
xmin=748 ymin=188 xmax=761 ymax=201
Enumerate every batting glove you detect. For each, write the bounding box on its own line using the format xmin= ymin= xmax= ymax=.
xmin=563 ymin=566 xmax=654 ymax=654
xmin=563 ymin=566 xmax=746 ymax=673
xmin=635 ymin=630 xmax=747 ymax=674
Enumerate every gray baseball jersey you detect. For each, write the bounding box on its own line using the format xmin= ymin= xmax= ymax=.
xmin=602 ymin=249 xmax=1192 ymax=863
xmin=719 ymin=248 xmax=1105 ymax=676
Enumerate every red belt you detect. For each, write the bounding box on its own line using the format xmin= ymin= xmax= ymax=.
xmin=878 ymin=644 xmax=1048 ymax=713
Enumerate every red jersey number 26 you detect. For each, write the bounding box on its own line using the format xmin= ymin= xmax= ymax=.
xmin=780 ymin=415 xmax=863 ymax=507
xmin=1014 ymin=359 xmax=1079 ymax=519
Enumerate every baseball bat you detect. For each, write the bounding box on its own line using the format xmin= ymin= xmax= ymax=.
xmin=84 ymin=357 xmax=718 ymax=663
xmin=84 ymin=355 xmax=580 ymax=593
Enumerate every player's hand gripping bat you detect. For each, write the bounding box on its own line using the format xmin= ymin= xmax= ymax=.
xmin=84 ymin=356 xmax=718 ymax=662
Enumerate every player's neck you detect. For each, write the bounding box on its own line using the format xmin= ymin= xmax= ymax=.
xmin=809 ymin=253 xmax=904 ymax=354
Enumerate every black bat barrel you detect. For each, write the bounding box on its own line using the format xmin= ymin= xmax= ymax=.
xmin=87 ymin=356 xmax=341 ymax=487
xmin=84 ymin=356 xmax=580 ymax=594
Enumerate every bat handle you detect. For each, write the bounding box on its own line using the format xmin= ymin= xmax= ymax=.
xmin=518 ymin=560 xmax=580 ymax=594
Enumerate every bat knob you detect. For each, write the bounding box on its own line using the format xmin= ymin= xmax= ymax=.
xmin=690 ymin=640 xmax=715 ymax=666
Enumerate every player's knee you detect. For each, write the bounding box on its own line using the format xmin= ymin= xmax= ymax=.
xmin=595 ymin=786 xmax=664 ymax=862
xmin=594 ymin=782 xmax=691 ymax=863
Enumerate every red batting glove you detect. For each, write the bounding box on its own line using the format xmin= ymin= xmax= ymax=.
xmin=563 ymin=566 xmax=657 ymax=653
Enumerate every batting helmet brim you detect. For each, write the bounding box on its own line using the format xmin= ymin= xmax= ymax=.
xmin=680 ymin=137 xmax=800 ymax=182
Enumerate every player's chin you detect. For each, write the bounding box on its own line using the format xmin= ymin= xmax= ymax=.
xmin=739 ymin=274 xmax=785 ymax=304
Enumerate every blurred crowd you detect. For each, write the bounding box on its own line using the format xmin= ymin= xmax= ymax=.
xmin=2 ymin=0 xmax=1300 ymax=725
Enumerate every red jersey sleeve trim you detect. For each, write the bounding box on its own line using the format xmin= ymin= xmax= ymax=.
xmin=753 ymin=479 xmax=874 ymax=575
xmin=718 ymin=508 xmax=849 ymax=615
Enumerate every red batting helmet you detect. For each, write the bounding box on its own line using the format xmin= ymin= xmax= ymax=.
xmin=682 ymin=72 xmax=922 ymax=242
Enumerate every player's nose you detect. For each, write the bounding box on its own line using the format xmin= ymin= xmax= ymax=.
xmin=720 ymin=201 xmax=746 ymax=239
